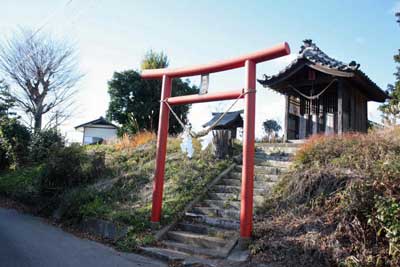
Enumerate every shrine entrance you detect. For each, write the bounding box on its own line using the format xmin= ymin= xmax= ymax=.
xmin=140 ymin=42 xmax=290 ymax=240
xmin=259 ymin=40 xmax=388 ymax=141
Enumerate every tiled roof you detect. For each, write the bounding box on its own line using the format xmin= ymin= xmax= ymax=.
xmin=75 ymin=116 xmax=117 ymax=129
xmin=202 ymin=110 xmax=243 ymax=128
xmin=259 ymin=39 xmax=360 ymax=84
xmin=298 ymin=39 xmax=360 ymax=71
xmin=258 ymin=39 xmax=388 ymax=102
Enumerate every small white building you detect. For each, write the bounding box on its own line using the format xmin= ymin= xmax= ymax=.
xmin=75 ymin=117 xmax=118 ymax=145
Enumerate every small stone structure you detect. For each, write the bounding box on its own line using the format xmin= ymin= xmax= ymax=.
xmin=80 ymin=218 xmax=128 ymax=241
xmin=202 ymin=110 xmax=243 ymax=159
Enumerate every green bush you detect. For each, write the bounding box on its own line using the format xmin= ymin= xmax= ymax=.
xmin=370 ymin=196 xmax=400 ymax=258
xmin=0 ymin=166 xmax=42 ymax=202
xmin=29 ymin=129 xmax=64 ymax=163
xmin=39 ymin=144 xmax=105 ymax=194
xmin=59 ymin=187 xmax=98 ymax=222
xmin=0 ymin=142 xmax=8 ymax=170
xmin=0 ymin=117 xmax=31 ymax=169
xmin=79 ymin=195 xmax=112 ymax=218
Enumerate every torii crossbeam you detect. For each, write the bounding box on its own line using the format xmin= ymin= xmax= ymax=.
xmin=141 ymin=42 xmax=290 ymax=243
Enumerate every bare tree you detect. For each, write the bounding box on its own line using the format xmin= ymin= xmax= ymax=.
xmin=0 ymin=29 xmax=82 ymax=133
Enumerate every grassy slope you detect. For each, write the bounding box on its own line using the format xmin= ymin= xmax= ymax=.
xmin=251 ymin=127 xmax=400 ymax=267
xmin=0 ymin=135 xmax=231 ymax=251
xmin=0 ymin=166 xmax=42 ymax=203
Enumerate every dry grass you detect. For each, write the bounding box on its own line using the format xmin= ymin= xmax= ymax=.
xmin=108 ymin=132 xmax=156 ymax=151
xmin=252 ymin=127 xmax=400 ymax=267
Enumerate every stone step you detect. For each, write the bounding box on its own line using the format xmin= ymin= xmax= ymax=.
xmin=254 ymin=158 xmax=292 ymax=167
xmin=233 ymin=158 xmax=291 ymax=167
xmin=255 ymin=148 xmax=298 ymax=156
xmin=254 ymin=152 xmax=292 ymax=161
xmin=235 ymin=165 xmax=287 ymax=175
xmin=176 ymin=222 xmax=236 ymax=237
xmin=147 ymin=157 xmax=296 ymax=261
xmin=167 ymin=231 xmax=227 ymax=249
xmin=208 ymin=192 xmax=240 ymax=201
xmin=176 ymin=222 xmax=209 ymax=235
xmin=140 ymin=246 xmax=188 ymax=262
xmin=255 ymin=143 xmax=301 ymax=155
xmin=163 ymin=240 xmax=232 ymax=258
xmin=140 ymin=246 xmax=218 ymax=266
xmin=212 ymin=185 xmax=240 ymax=193
xmin=217 ymin=178 xmax=241 ymax=187
xmin=261 ymin=174 xmax=280 ymax=182
xmin=234 ymin=153 xmax=294 ymax=163
xmin=185 ymin=212 xmax=240 ymax=230
xmin=205 ymin=194 xmax=267 ymax=208
xmin=255 ymin=142 xmax=302 ymax=147
xmin=203 ymin=199 xmax=240 ymax=210
xmin=192 ymin=206 xmax=239 ymax=220
xmin=207 ymin=192 xmax=268 ymax=203
xmin=217 ymin=178 xmax=277 ymax=189
xmin=212 ymin=185 xmax=271 ymax=196
xmin=229 ymin=172 xmax=279 ymax=182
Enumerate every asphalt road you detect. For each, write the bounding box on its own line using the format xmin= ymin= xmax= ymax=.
xmin=0 ymin=208 xmax=166 ymax=267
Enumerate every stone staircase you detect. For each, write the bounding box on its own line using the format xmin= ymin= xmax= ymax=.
xmin=141 ymin=143 xmax=300 ymax=265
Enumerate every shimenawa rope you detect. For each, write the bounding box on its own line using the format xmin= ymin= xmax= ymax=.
xmin=162 ymin=88 xmax=255 ymax=138
xmin=288 ymin=79 xmax=338 ymax=100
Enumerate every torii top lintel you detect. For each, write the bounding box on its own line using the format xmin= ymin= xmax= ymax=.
xmin=146 ymin=41 xmax=291 ymax=239
xmin=141 ymin=42 xmax=290 ymax=79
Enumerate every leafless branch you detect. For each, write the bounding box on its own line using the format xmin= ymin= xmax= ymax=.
xmin=0 ymin=28 xmax=83 ymax=132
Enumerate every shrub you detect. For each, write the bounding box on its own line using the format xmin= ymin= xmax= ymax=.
xmin=29 ymin=129 xmax=64 ymax=163
xmin=0 ymin=166 xmax=42 ymax=202
xmin=370 ymin=196 xmax=400 ymax=258
xmin=254 ymin=127 xmax=400 ymax=267
xmin=39 ymin=144 xmax=105 ymax=194
xmin=0 ymin=145 xmax=8 ymax=170
xmin=0 ymin=117 xmax=31 ymax=169
xmin=79 ymin=195 xmax=111 ymax=218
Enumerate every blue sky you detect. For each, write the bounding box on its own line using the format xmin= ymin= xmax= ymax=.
xmin=1 ymin=0 xmax=399 ymax=141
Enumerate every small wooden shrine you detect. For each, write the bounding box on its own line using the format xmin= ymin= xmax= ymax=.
xmin=258 ymin=39 xmax=388 ymax=141
xmin=202 ymin=110 xmax=243 ymax=159
xmin=202 ymin=110 xmax=243 ymax=139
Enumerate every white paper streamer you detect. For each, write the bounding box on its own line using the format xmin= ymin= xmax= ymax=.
xmin=180 ymin=129 xmax=194 ymax=158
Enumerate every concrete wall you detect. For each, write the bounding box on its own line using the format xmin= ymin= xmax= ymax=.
xmin=83 ymin=127 xmax=117 ymax=144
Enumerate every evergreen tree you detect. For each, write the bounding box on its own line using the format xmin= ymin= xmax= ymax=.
xmin=107 ymin=51 xmax=198 ymax=135
xmin=0 ymin=80 xmax=14 ymax=118
xmin=141 ymin=50 xmax=169 ymax=70
xmin=263 ymin=119 xmax=281 ymax=142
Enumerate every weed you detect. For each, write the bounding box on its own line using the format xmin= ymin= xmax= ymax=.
xmin=0 ymin=166 xmax=42 ymax=203
xmin=0 ymin=132 xmax=231 ymax=254
xmin=253 ymin=127 xmax=400 ymax=267
xmin=109 ymin=131 xmax=156 ymax=151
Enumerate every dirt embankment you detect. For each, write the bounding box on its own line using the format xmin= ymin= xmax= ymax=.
xmin=251 ymin=128 xmax=400 ymax=267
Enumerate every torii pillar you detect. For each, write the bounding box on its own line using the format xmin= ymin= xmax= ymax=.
xmin=141 ymin=43 xmax=290 ymax=245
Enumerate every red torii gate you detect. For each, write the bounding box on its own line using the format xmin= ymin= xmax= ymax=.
xmin=141 ymin=42 xmax=290 ymax=241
